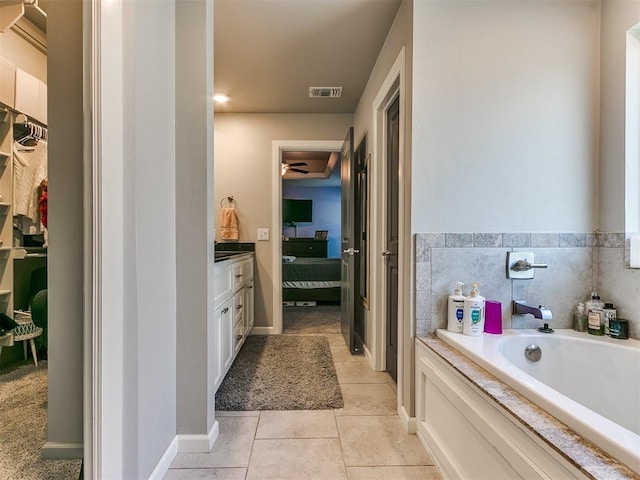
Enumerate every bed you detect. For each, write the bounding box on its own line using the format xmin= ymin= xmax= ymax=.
xmin=282 ymin=257 xmax=341 ymax=303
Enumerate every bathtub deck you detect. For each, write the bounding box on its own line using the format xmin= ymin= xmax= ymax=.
xmin=418 ymin=335 xmax=640 ymax=480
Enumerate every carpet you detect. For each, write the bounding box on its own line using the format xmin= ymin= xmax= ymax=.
xmin=0 ymin=361 xmax=82 ymax=480
xmin=283 ymin=304 xmax=341 ymax=334
xmin=215 ymin=335 xmax=343 ymax=411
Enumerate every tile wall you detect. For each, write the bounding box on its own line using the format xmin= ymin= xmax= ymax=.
xmin=596 ymin=233 xmax=640 ymax=340
xmin=415 ymin=232 xmax=640 ymax=340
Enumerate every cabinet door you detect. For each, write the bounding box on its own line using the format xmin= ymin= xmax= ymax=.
xmin=244 ymin=281 xmax=255 ymax=335
xmin=213 ymin=299 xmax=232 ymax=391
xmin=233 ymin=290 xmax=244 ymax=340
xmin=219 ymin=299 xmax=234 ymax=377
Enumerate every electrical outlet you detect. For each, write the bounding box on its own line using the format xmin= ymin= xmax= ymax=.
xmin=257 ymin=228 xmax=270 ymax=241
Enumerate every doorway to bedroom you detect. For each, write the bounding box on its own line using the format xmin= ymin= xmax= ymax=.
xmin=278 ymin=134 xmax=368 ymax=352
xmin=281 ymin=149 xmax=343 ymax=336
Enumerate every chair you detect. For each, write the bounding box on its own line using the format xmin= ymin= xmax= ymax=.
xmin=11 ymin=267 xmax=47 ymax=367
xmin=31 ymin=289 xmax=47 ymax=330
xmin=12 ymin=310 xmax=42 ymax=367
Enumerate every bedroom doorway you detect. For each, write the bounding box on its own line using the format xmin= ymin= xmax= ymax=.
xmin=280 ymin=146 xmax=343 ymax=336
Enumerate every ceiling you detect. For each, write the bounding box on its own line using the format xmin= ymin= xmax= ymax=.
xmin=23 ymin=0 xmax=47 ymax=33
xmin=19 ymin=0 xmax=396 ymax=181
xmin=213 ymin=0 xmax=402 ymax=115
xmin=282 ymin=150 xmax=340 ymax=184
xmin=214 ymin=0 xmax=401 ymax=182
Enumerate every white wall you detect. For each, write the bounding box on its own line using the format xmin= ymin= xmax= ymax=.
xmin=121 ymin=1 xmax=178 ymax=477
xmin=599 ymin=1 xmax=640 ymax=232
xmin=412 ymin=0 xmax=600 ymax=233
xmin=214 ymin=113 xmax=353 ymax=327
xmin=176 ymin=0 xmax=217 ymax=441
xmin=47 ymin=0 xmax=83 ymax=458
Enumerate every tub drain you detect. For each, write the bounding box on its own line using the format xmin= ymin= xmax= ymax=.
xmin=524 ymin=344 xmax=542 ymax=362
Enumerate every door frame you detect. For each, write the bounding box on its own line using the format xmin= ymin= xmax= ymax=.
xmin=268 ymin=140 xmax=343 ymax=336
xmin=84 ymin=0 xmax=129 ymax=475
xmin=369 ymin=48 xmax=413 ymax=430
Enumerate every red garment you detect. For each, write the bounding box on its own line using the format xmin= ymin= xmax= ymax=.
xmin=38 ymin=188 xmax=47 ymax=228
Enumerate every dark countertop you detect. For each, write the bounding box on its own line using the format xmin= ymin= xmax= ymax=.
xmin=215 ymin=242 xmax=255 ymax=252
xmin=214 ymin=250 xmax=253 ymax=263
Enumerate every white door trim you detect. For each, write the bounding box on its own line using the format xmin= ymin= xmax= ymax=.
xmin=271 ymin=140 xmax=343 ymax=335
xmin=369 ymin=48 xmax=408 ymax=420
xmin=84 ymin=0 xmax=127 ymax=477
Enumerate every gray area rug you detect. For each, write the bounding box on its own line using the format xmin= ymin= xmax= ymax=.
xmin=0 ymin=361 xmax=81 ymax=480
xmin=283 ymin=304 xmax=341 ymax=334
xmin=215 ymin=335 xmax=343 ymax=411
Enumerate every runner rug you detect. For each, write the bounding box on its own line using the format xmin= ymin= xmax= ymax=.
xmin=215 ymin=335 xmax=343 ymax=411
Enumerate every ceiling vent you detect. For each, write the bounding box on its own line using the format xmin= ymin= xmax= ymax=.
xmin=309 ymin=87 xmax=342 ymax=98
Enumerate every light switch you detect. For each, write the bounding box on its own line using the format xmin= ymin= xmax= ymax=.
xmin=257 ymin=228 xmax=270 ymax=241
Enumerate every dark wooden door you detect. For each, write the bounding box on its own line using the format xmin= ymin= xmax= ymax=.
xmin=340 ymin=128 xmax=357 ymax=351
xmin=352 ymin=136 xmax=367 ymax=352
xmin=385 ymin=96 xmax=400 ymax=381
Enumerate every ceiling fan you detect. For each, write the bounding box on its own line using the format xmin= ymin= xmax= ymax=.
xmin=282 ymin=161 xmax=309 ymax=175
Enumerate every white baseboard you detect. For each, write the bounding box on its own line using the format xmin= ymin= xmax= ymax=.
xmin=399 ymin=405 xmax=417 ymax=434
xmin=363 ymin=344 xmax=376 ymax=369
xmin=41 ymin=442 xmax=83 ymax=459
xmin=251 ymin=326 xmax=278 ymax=335
xmin=177 ymin=420 xmax=219 ymax=453
xmin=148 ymin=436 xmax=178 ymax=480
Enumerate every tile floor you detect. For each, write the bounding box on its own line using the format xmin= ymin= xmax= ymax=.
xmin=165 ymin=333 xmax=442 ymax=480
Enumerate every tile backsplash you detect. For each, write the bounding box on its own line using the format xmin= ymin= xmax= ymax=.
xmin=415 ymin=232 xmax=639 ymax=340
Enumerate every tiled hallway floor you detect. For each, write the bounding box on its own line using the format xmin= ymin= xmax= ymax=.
xmin=165 ymin=333 xmax=442 ymax=480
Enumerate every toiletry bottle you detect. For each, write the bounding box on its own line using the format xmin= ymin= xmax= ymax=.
xmin=602 ymin=303 xmax=616 ymax=336
xmin=462 ymin=283 xmax=485 ymax=337
xmin=586 ymin=292 xmax=604 ymax=336
xmin=573 ymin=302 xmax=587 ymax=332
xmin=447 ymin=282 xmax=465 ymax=333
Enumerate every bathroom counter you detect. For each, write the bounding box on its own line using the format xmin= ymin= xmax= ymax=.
xmin=214 ymin=251 xmax=253 ymax=263
xmin=416 ymin=335 xmax=638 ymax=480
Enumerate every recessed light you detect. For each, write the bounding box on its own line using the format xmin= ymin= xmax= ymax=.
xmin=213 ymin=93 xmax=230 ymax=103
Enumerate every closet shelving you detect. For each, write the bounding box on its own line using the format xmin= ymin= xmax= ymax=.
xmin=0 ymin=108 xmax=13 ymax=315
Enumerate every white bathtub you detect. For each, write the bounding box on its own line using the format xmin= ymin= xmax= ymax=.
xmin=436 ymin=328 xmax=640 ymax=474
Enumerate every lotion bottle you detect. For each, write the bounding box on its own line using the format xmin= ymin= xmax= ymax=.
xmin=462 ymin=283 xmax=485 ymax=337
xmin=447 ymin=282 xmax=465 ymax=333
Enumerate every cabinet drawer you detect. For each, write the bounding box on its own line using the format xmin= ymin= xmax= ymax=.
xmin=233 ymin=258 xmax=253 ymax=290
xmin=213 ymin=263 xmax=233 ymax=306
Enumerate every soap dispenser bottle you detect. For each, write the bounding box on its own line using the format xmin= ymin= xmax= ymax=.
xmin=447 ymin=282 xmax=465 ymax=333
xmin=462 ymin=283 xmax=485 ymax=337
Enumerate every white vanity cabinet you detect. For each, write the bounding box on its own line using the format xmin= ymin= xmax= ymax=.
xmin=212 ymin=252 xmax=254 ymax=392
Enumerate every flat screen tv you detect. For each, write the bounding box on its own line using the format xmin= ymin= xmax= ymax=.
xmin=283 ymin=198 xmax=313 ymax=224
